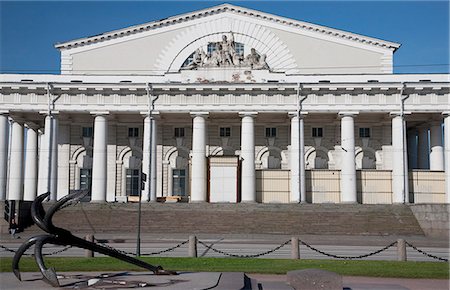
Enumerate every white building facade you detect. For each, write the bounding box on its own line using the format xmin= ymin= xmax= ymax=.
xmin=1 ymin=4 xmax=449 ymax=204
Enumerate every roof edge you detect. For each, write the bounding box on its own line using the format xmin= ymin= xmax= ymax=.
xmin=54 ymin=3 xmax=401 ymax=51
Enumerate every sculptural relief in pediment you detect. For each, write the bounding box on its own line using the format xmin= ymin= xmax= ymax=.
xmin=181 ymin=32 xmax=269 ymax=71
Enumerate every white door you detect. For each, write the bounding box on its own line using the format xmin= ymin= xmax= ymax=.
xmin=209 ymin=165 xmax=237 ymax=203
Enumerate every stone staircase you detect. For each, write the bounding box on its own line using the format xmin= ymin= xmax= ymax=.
xmin=8 ymin=202 xmax=424 ymax=236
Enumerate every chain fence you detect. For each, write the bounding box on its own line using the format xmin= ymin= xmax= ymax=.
xmin=298 ymin=240 xmax=398 ymax=260
xmin=0 ymin=244 xmax=73 ymax=256
xmin=405 ymin=241 xmax=449 ymax=262
xmin=1 ymin=239 xmax=448 ymax=262
xmin=94 ymin=238 xmax=189 ymax=256
xmin=198 ymin=239 xmax=291 ymax=258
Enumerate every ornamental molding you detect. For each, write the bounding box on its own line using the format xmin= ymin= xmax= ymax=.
xmin=156 ymin=18 xmax=297 ymax=73
xmin=54 ymin=4 xmax=400 ymax=53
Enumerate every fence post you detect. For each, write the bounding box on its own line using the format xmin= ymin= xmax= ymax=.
xmin=85 ymin=234 xmax=94 ymax=258
xmin=397 ymin=239 xmax=407 ymax=261
xmin=189 ymin=235 xmax=197 ymax=258
xmin=291 ymin=237 xmax=300 ymax=259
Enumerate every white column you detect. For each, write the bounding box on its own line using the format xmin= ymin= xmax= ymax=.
xmin=339 ymin=113 xmax=357 ymax=203
xmin=430 ymin=122 xmax=444 ymax=171
xmin=190 ymin=113 xmax=208 ymax=202
xmin=444 ymin=113 xmax=450 ymax=203
xmin=91 ymin=113 xmax=108 ymax=202
xmin=0 ymin=112 xmax=9 ymax=201
xmin=37 ymin=115 xmax=58 ymax=200
xmin=142 ymin=115 xmax=158 ymax=202
xmin=49 ymin=117 xmax=58 ymax=201
xmin=142 ymin=116 xmax=151 ymax=201
xmin=24 ymin=124 xmax=38 ymax=201
xmin=8 ymin=120 xmax=24 ymax=200
xmin=417 ymin=126 xmax=429 ymax=169
xmin=150 ymin=118 xmax=157 ymax=200
xmin=57 ymin=122 xmax=70 ymax=200
xmin=392 ymin=114 xmax=409 ymax=203
xmin=290 ymin=115 xmax=299 ymax=202
xmin=289 ymin=114 xmax=306 ymax=203
xmin=240 ymin=112 xmax=257 ymax=203
xmin=38 ymin=118 xmax=49 ymax=196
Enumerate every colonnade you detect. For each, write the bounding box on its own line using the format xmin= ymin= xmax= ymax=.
xmin=0 ymin=111 xmax=449 ymax=204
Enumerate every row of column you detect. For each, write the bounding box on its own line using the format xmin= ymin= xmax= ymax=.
xmin=408 ymin=124 xmax=445 ymax=170
xmin=1 ymin=111 xmax=450 ymax=204
xmin=0 ymin=110 xmax=159 ymax=203
xmin=0 ymin=113 xmax=58 ymax=202
xmin=188 ymin=111 xmax=450 ymax=204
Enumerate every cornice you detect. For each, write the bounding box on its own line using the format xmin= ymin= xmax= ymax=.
xmin=1 ymin=81 xmax=448 ymax=96
xmin=54 ymin=3 xmax=401 ymax=52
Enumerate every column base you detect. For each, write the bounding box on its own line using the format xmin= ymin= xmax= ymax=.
xmin=240 ymin=200 xmax=257 ymax=204
xmin=340 ymin=201 xmax=358 ymax=204
xmin=190 ymin=200 xmax=208 ymax=203
xmin=90 ymin=200 xmax=107 ymax=203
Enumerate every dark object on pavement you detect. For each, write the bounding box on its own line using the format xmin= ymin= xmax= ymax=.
xmin=12 ymin=191 xmax=176 ymax=287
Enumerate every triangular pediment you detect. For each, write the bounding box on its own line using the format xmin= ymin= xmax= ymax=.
xmin=55 ymin=4 xmax=399 ymax=51
xmin=56 ymin=4 xmax=400 ymax=75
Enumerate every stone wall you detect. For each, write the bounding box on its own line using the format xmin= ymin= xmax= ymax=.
xmin=409 ymin=204 xmax=450 ymax=238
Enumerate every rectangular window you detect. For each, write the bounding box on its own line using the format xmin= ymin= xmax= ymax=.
xmin=312 ymin=127 xmax=323 ymax=138
xmin=174 ymin=127 xmax=185 ymax=138
xmin=359 ymin=128 xmax=371 ymax=138
xmin=80 ymin=169 xmax=92 ymax=191
xmin=126 ymin=169 xmax=141 ymax=196
xmin=128 ymin=127 xmax=139 ymax=137
xmin=82 ymin=127 xmax=93 ymax=138
xmin=265 ymin=127 xmax=277 ymax=138
xmin=172 ymin=169 xmax=186 ymax=196
xmin=219 ymin=127 xmax=231 ymax=137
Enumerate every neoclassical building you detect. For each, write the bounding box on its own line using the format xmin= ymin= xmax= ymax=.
xmin=1 ymin=4 xmax=449 ymax=205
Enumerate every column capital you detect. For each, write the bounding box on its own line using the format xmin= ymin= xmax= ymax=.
xmin=389 ymin=111 xmax=411 ymax=117
xmin=0 ymin=110 xmax=9 ymax=115
xmin=442 ymin=111 xmax=450 ymax=117
xmin=338 ymin=111 xmax=359 ymax=118
xmin=190 ymin=112 xmax=209 ymax=118
xmin=90 ymin=111 xmax=110 ymax=116
xmin=239 ymin=112 xmax=258 ymax=118
xmin=140 ymin=111 xmax=160 ymax=117
xmin=288 ymin=112 xmax=309 ymax=118
xmin=39 ymin=110 xmax=60 ymax=115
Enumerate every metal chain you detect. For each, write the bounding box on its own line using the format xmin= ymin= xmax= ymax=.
xmin=405 ymin=241 xmax=449 ymax=262
xmin=198 ymin=240 xmax=291 ymax=258
xmin=0 ymin=244 xmax=17 ymax=254
xmin=42 ymin=245 xmax=73 ymax=256
xmin=299 ymin=240 xmax=398 ymax=260
xmin=94 ymin=238 xmax=136 ymax=256
xmin=141 ymin=240 xmax=189 ymax=256
xmin=94 ymin=239 xmax=189 ymax=256
xmin=0 ymin=244 xmax=72 ymax=256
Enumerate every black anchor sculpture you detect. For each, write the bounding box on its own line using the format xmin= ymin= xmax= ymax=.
xmin=12 ymin=191 xmax=176 ymax=287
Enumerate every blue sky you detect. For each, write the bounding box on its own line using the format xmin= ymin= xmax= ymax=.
xmin=0 ymin=1 xmax=449 ymax=74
